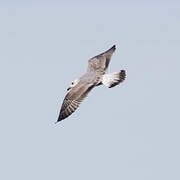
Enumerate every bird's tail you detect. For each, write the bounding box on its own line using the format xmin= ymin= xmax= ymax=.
xmin=102 ymin=70 xmax=126 ymax=88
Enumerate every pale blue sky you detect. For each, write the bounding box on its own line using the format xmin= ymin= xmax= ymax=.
xmin=0 ymin=1 xmax=180 ymax=180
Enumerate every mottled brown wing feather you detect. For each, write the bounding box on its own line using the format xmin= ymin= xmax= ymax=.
xmin=87 ymin=45 xmax=116 ymax=73
xmin=57 ymin=82 xmax=94 ymax=122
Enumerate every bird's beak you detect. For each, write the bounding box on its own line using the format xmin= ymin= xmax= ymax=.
xmin=67 ymin=87 xmax=71 ymax=91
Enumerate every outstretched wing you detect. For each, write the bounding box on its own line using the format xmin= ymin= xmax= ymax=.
xmin=87 ymin=45 xmax=116 ymax=73
xmin=57 ymin=82 xmax=95 ymax=122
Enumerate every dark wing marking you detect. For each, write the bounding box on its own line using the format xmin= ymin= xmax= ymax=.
xmin=57 ymin=82 xmax=95 ymax=122
xmin=87 ymin=45 xmax=116 ymax=73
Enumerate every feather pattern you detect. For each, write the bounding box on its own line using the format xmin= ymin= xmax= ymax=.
xmin=102 ymin=70 xmax=126 ymax=88
xmin=57 ymin=82 xmax=94 ymax=122
xmin=56 ymin=45 xmax=126 ymax=123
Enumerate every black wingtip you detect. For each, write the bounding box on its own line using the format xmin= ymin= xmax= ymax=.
xmin=55 ymin=118 xmax=61 ymax=124
xmin=55 ymin=114 xmax=63 ymax=124
xmin=55 ymin=119 xmax=62 ymax=124
xmin=105 ymin=45 xmax=116 ymax=54
xmin=112 ymin=45 xmax=116 ymax=49
xmin=109 ymin=45 xmax=116 ymax=51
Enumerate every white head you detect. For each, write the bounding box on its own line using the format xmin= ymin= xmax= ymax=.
xmin=67 ymin=78 xmax=80 ymax=91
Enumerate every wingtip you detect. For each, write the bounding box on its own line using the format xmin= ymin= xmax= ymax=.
xmin=109 ymin=45 xmax=116 ymax=51
xmin=112 ymin=45 xmax=116 ymax=49
xmin=55 ymin=118 xmax=61 ymax=124
xmin=55 ymin=115 xmax=63 ymax=124
xmin=105 ymin=45 xmax=116 ymax=54
xmin=55 ymin=119 xmax=63 ymax=124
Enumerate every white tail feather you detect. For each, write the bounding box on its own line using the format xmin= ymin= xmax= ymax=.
xmin=102 ymin=70 xmax=126 ymax=88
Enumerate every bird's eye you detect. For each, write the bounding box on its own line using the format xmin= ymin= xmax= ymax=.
xmin=72 ymin=82 xmax=74 ymax=85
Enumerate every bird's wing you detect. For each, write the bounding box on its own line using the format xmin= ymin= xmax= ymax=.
xmin=87 ymin=45 xmax=116 ymax=73
xmin=57 ymin=81 xmax=95 ymax=122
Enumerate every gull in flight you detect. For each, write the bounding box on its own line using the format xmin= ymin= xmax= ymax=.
xmin=56 ymin=45 xmax=126 ymax=123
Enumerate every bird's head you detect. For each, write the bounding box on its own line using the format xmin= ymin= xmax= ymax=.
xmin=67 ymin=78 xmax=80 ymax=91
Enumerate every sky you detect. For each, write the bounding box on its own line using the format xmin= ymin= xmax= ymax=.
xmin=0 ymin=1 xmax=180 ymax=180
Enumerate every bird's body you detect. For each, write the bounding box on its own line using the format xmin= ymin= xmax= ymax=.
xmin=80 ymin=71 xmax=101 ymax=85
xmin=56 ymin=45 xmax=126 ymax=123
